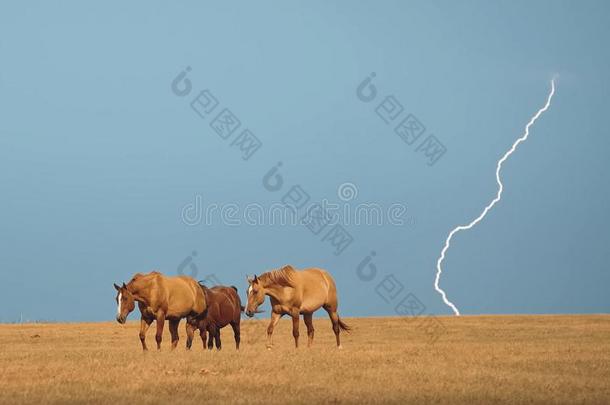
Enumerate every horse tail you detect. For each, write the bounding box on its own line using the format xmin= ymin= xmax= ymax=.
xmin=338 ymin=317 xmax=351 ymax=332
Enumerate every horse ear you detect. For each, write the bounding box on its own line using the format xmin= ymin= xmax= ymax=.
xmin=122 ymin=282 xmax=127 ymax=288
xmin=246 ymin=275 xmax=253 ymax=283
xmin=113 ymin=283 xmax=121 ymax=291
xmin=253 ymin=274 xmax=258 ymax=283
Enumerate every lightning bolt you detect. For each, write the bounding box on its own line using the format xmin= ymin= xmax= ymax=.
xmin=434 ymin=77 xmax=557 ymax=316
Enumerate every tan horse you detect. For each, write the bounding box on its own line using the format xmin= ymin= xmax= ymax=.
xmin=245 ymin=265 xmax=350 ymax=349
xmin=113 ymin=271 xmax=207 ymax=351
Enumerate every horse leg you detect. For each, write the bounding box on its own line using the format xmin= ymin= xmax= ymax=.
xmin=139 ymin=317 xmax=153 ymax=351
xmin=230 ymin=320 xmax=240 ymax=350
xmin=155 ymin=313 xmax=165 ymax=350
xmin=169 ymin=318 xmax=180 ymax=350
xmin=207 ymin=325 xmax=215 ymax=350
xmin=266 ymin=311 xmax=281 ymax=349
xmin=291 ymin=312 xmax=300 ymax=349
xmin=303 ymin=313 xmax=315 ymax=347
xmin=324 ymin=306 xmax=342 ymax=348
xmin=199 ymin=327 xmax=207 ymax=350
xmin=214 ymin=328 xmax=221 ymax=350
xmin=185 ymin=321 xmax=195 ymax=350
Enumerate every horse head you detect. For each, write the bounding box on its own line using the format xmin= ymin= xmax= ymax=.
xmin=113 ymin=282 xmax=136 ymax=324
xmin=245 ymin=275 xmax=265 ymax=317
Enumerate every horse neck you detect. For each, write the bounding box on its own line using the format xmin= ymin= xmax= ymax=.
xmin=127 ymin=276 xmax=154 ymax=305
xmin=260 ymin=278 xmax=289 ymax=302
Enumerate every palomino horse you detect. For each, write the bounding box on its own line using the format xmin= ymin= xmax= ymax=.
xmin=185 ymin=285 xmax=242 ymax=350
xmin=113 ymin=271 xmax=207 ymax=351
xmin=245 ymin=265 xmax=350 ymax=349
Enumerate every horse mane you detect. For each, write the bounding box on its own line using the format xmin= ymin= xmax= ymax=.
xmin=127 ymin=271 xmax=162 ymax=290
xmin=129 ymin=273 xmax=144 ymax=282
xmin=199 ymin=283 xmax=210 ymax=302
xmin=259 ymin=265 xmax=296 ymax=287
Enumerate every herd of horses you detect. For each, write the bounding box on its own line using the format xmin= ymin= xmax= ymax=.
xmin=113 ymin=265 xmax=350 ymax=351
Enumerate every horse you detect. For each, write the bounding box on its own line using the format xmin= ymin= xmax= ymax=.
xmin=185 ymin=284 xmax=242 ymax=350
xmin=245 ymin=265 xmax=350 ymax=349
xmin=113 ymin=271 xmax=207 ymax=351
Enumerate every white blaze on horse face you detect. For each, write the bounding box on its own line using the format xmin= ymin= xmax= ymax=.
xmin=247 ymin=285 xmax=252 ymax=295
xmin=117 ymin=292 xmax=122 ymax=316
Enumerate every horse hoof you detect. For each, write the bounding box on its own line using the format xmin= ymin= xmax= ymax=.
xmin=338 ymin=345 xmax=343 ymax=350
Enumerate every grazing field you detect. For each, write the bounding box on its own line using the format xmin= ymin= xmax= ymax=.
xmin=0 ymin=315 xmax=609 ymax=404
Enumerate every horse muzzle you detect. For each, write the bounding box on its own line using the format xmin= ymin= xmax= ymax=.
xmin=116 ymin=315 xmax=126 ymax=324
xmin=245 ymin=310 xmax=254 ymax=318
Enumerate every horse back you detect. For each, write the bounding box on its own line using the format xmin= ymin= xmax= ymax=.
xmin=300 ymin=268 xmax=336 ymax=290
xmin=157 ymin=274 xmax=206 ymax=317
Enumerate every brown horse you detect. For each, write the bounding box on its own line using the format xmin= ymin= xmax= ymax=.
xmin=113 ymin=271 xmax=207 ymax=351
xmin=185 ymin=285 xmax=242 ymax=350
xmin=245 ymin=265 xmax=350 ymax=349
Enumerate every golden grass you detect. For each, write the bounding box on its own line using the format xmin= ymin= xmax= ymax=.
xmin=0 ymin=315 xmax=609 ymax=404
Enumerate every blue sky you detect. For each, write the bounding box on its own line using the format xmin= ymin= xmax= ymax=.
xmin=1 ymin=1 xmax=609 ymax=321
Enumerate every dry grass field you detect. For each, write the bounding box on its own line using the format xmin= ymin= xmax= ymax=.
xmin=0 ymin=315 xmax=609 ymax=404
